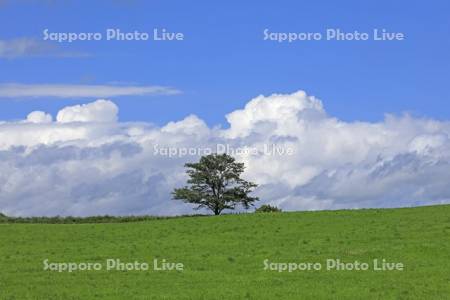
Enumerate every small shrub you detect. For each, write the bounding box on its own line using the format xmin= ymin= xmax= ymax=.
xmin=0 ymin=212 xmax=8 ymax=222
xmin=255 ymin=205 xmax=282 ymax=213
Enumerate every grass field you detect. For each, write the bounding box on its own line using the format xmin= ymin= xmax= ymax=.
xmin=0 ymin=205 xmax=449 ymax=299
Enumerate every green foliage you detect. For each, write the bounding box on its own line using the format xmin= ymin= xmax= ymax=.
xmin=173 ymin=153 xmax=259 ymax=215
xmin=0 ymin=205 xmax=448 ymax=299
xmin=255 ymin=204 xmax=282 ymax=213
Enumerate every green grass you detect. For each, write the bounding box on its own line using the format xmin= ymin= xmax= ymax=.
xmin=1 ymin=205 xmax=449 ymax=299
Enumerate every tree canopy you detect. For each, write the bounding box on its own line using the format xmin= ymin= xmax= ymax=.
xmin=172 ymin=153 xmax=259 ymax=215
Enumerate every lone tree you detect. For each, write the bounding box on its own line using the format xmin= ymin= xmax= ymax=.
xmin=172 ymin=153 xmax=259 ymax=215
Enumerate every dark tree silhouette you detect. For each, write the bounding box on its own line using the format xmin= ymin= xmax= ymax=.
xmin=172 ymin=153 xmax=259 ymax=215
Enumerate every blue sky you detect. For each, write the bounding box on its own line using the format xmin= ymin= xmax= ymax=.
xmin=0 ymin=0 xmax=449 ymax=126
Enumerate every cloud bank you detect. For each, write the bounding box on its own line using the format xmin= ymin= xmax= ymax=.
xmin=1 ymin=90 xmax=449 ymax=216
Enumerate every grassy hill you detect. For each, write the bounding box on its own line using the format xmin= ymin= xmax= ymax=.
xmin=1 ymin=205 xmax=449 ymax=299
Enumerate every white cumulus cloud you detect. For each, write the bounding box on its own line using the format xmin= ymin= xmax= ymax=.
xmin=26 ymin=111 xmax=53 ymax=123
xmin=0 ymin=90 xmax=449 ymax=217
xmin=56 ymin=99 xmax=118 ymax=123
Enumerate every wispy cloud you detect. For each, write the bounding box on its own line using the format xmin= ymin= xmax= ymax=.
xmin=0 ymin=83 xmax=181 ymax=98
xmin=0 ymin=38 xmax=89 ymax=59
